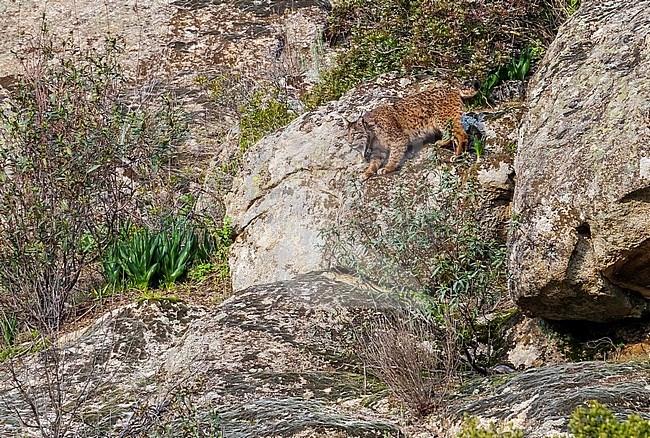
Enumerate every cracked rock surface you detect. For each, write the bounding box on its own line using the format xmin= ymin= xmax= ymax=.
xmin=508 ymin=0 xmax=650 ymax=321
xmin=0 ymin=272 xmax=403 ymax=437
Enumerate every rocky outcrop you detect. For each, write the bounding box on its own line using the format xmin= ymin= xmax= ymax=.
xmin=4 ymin=275 xmax=648 ymax=437
xmin=0 ymin=272 xmax=403 ymax=437
xmin=508 ymin=0 xmax=650 ymax=321
xmin=226 ymin=75 xmax=521 ymax=291
xmin=0 ymin=299 xmax=208 ymax=437
xmin=455 ymin=361 xmax=650 ymax=436
xmin=0 ymin=1 xmax=329 ymax=213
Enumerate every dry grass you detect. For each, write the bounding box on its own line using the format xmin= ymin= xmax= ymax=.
xmin=356 ymin=310 xmax=462 ymax=417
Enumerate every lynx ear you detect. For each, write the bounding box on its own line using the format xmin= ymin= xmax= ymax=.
xmin=346 ymin=116 xmax=364 ymax=143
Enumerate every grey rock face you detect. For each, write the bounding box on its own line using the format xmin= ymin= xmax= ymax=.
xmin=0 ymin=300 xmax=208 ymax=437
xmin=226 ymin=76 xmax=521 ymax=291
xmin=0 ymin=272 xmax=402 ymax=437
xmin=508 ymin=0 xmax=650 ymax=321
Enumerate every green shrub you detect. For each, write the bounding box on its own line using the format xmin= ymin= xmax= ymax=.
xmin=323 ymin=159 xmax=508 ymax=411
xmin=569 ymin=401 xmax=650 ymax=437
xmin=472 ymin=136 xmax=486 ymax=159
xmin=0 ymin=31 xmax=186 ymax=331
xmin=326 ymin=163 xmax=506 ymax=314
xmin=457 ymin=416 xmax=523 ymax=438
xmin=304 ymin=0 xmax=566 ymax=108
xmin=203 ymin=73 xmax=297 ymax=161
xmin=238 ymin=90 xmax=297 ymax=154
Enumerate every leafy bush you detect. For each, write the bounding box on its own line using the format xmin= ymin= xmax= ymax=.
xmin=323 ymin=159 xmax=508 ymax=411
xmin=326 ymin=163 xmax=506 ymax=313
xmin=0 ymin=31 xmax=186 ymax=332
xmin=203 ymin=73 xmax=297 ymax=156
xmin=456 ymin=401 xmax=650 ymax=437
xmin=304 ymin=0 xmax=568 ymax=108
xmin=102 ymin=217 xmax=230 ymax=290
xmin=569 ymin=401 xmax=650 ymax=437
xmin=238 ymin=90 xmax=297 ymax=154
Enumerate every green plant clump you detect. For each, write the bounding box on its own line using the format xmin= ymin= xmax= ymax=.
xmin=304 ymin=0 xmax=568 ymax=108
xmin=238 ymin=90 xmax=297 ymax=154
xmin=569 ymin=401 xmax=650 ymax=437
xmin=477 ymin=45 xmax=541 ymax=103
xmin=103 ymin=217 xmax=232 ymax=290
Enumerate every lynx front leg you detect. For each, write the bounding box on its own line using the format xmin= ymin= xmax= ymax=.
xmin=362 ymin=158 xmax=383 ymax=180
xmin=377 ymin=135 xmax=409 ymax=175
xmin=362 ymin=138 xmax=387 ymax=180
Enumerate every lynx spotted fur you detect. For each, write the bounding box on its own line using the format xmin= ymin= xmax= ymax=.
xmin=353 ymin=81 xmax=478 ymax=180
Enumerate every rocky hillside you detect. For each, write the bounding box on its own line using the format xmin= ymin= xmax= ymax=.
xmin=1 ymin=0 xmax=650 ymax=437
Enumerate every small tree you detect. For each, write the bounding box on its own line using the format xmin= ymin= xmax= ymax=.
xmin=0 ymin=29 xmax=186 ymax=332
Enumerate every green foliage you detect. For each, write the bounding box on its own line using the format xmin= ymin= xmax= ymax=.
xmin=329 ymin=166 xmax=507 ymax=314
xmin=562 ymin=0 xmax=581 ymax=16
xmin=0 ymin=30 xmax=187 ymax=331
xmin=0 ymin=328 xmax=46 ymax=361
xmin=457 ymin=402 xmax=650 ymax=438
xmin=473 ymin=136 xmax=486 ymax=158
xmin=103 ymin=217 xmax=232 ymax=290
xmin=187 ymin=216 xmax=233 ymax=284
xmin=203 ymin=73 xmax=297 ymax=160
xmin=106 ymin=227 xmax=161 ymax=290
xmin=304 ymin=0 xmax=563 ymax=108
xmin=457 ymin=416 xmax=524 ymax=438
xmin=0 ymin=313 xmax=19 ymax=348
xmin=569 ymin=401 xmax=650 ymax=437
xmin=477 ymin=46 xmax=540 ymax=104
xmin=238 ymin=90 xmax=297 ymax=154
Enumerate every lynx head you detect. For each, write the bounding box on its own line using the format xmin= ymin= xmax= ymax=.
xmin=459 ymin=79 xmax=480 ymax=99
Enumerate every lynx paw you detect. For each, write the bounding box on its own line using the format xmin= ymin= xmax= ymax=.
xmin=377 ymin=168 xmax=388 ymax=175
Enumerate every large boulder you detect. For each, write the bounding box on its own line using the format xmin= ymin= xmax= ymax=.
xmin=453 ymin=361 xmax=650 ymax=436
xmin=226 ymin=75 xmax=521 ymax=291
xmin=508 ymin=0 xmax=650 ymax=321
xmin=5 ymin=278 xmax=648 ymax=437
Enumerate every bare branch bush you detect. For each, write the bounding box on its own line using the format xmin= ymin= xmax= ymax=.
xmin=0 ymin=23 xmax=187 ymax=438
xmin=1 ymin=312 xmax=124 ymax=438
xmin=356 ymin=310 xmax=462 ymax=417
xmin=0 ymin=26 xmax=186 ymax=333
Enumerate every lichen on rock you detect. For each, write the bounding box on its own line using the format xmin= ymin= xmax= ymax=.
xmin=508 ymin=0 xmax=650 ymax=321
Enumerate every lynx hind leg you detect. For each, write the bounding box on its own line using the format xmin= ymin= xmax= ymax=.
xmin=451 ymin=119 xmax=468 ymax=155
xmin=377 ymin=135 xmax=409 ymax=175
